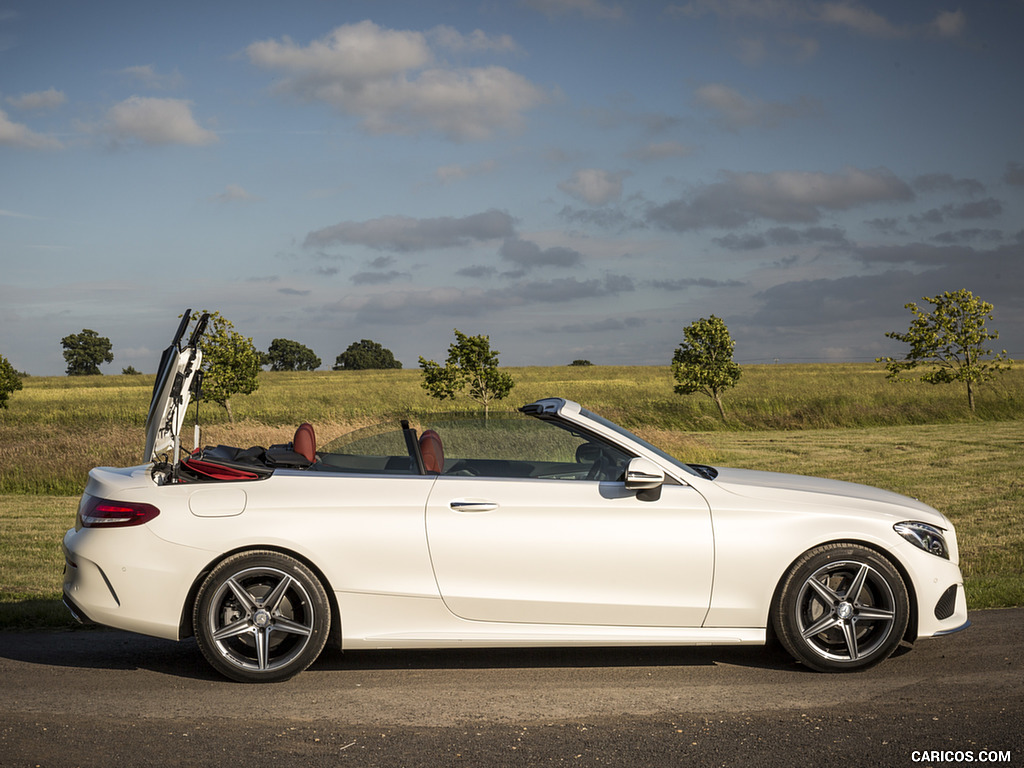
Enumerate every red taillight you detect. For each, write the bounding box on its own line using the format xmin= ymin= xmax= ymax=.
xmin=79 ymin=496 xmax=160 ymax=528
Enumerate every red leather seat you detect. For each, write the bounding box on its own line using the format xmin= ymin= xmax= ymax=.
xmin=293 ymin=423 xmax=316 ymax=463
xmin=419 ymin=429 xmax=444 ymax=474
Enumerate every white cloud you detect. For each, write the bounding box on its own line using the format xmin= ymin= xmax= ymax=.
xmin=669 ymin=0 xmax=806 ymax=22
xmin=248 ymin=21 xmax=430 ymax=84
xmin=436 ymin=158 xmax=498 ymax=184
xmin=694 ymin=83 xmax=822 ymax=130
xmin=330 ymin=274 xmax=634 ymax=325
xmin=816 ymin=2 xmax=902 ymax=38
xmin=0 ymin=109 xmax=62 ymax=149
xmin=558 ymin=169 xmax=628 ymax=206
xmin=672 ymin=1 xmax=966 ymax=40
xmin=101 ymin=96 xmax=218 ymax=146
xmin=930 ymin=9 xmax=966 ymax=38
xmin=247 ymin=21 xmax=547 ymax=142
xmin=522 ymin=0 xmax=624 ymax=19
xmin=500 ymin=238 xmax=583 ymax=269
xmin=6 ymin=87 xmax=65 ymax=111
xmin=213 ymin=184 xmax=259 ymax=203
xmin=428 ymin=25 xmax=520 ymax=53
xmin=625 ymin=141 xmax=695 ymax=162
xmin=305 ymin=209 xmax=517 ymax=251
xmin=117 ymin=65 xmax=184 ymax=90
xmin=648 ymin=167 xmax=915 ymax=231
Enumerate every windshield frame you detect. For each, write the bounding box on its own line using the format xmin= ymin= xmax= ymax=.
xmin=575 ymin=407 xmax=701 ymax=480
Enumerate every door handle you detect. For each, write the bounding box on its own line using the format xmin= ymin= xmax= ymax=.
xmin=449 ymin=500 xmax=499 ymax=513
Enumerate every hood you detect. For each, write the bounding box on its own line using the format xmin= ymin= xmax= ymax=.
xmin=709 ymin=466 xmax=947 ymax=525
xmin=143 ymin=310 xmax=208 ymax=463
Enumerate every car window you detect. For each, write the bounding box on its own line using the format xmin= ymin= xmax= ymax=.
xmin=419 ymin=412 xmax=632 ymax=482
xmin=317 ymin=424 xmax=415 ymax=474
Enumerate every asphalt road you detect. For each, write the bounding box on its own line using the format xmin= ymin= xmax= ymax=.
xmin=1 ymin=608 xmax=1021 ymax=767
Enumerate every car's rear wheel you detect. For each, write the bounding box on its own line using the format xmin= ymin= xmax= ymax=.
xmin=772 ymin=543 xmax=909 ymax=672
xmin=193 ymin=550 xmax=330 ymax=683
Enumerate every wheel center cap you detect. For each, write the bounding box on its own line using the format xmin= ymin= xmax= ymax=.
xmin=836 ymin=602 xmax=854 ymax=620
xmin=253 ymin=609 xmax=272 ymax=628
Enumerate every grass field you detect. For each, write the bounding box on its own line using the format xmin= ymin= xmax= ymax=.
xmin=1 ymin=363 xmax=1021 ymax=628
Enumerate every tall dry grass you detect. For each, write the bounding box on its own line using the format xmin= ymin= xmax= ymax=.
xmin=2 ymin=362 xmax=1021 ymax=495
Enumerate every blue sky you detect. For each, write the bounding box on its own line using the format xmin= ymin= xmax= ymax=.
xmin=2 ymin=0 xmax=1022 ymax=375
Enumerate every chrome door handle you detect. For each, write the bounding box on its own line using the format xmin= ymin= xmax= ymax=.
xmin=449 ymin=500 xmax=499 ymax=513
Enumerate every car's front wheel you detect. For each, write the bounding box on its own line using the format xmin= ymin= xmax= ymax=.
xmin=193 ymin=550 xmax=330 ymax=683
xmin=772 ymin=543 xmax=909 ymax=672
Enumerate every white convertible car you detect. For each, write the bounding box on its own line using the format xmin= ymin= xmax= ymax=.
xmin=63 ymin=311 xmax=969 ymax=682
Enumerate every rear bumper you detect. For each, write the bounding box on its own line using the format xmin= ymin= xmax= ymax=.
xmin=62 ymin=526 xmax=210 ymax=642
xmin=61 ymin=591 xmax=96 ymax=626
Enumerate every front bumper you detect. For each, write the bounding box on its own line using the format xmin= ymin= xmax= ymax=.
xmin=904 ymin=553 xmax=969 ymax=640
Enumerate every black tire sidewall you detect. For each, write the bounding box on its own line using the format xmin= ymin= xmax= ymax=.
xmin=772 ymin=543 xmax=909 ymax=672
xmin=193 ymin=550 xmax=330 ymax=683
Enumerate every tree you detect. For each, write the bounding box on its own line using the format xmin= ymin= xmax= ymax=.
xmin=877 ymin=289 xmax=1010 ymax=412
xmin=187 ymin=311 xmax=261 ymax=422
xmin=671 ymin=315 xmax=742 ymax=421
xmin=61 ymin=329 xmax=113 ymax=376
xmin=419 ymin=329 xmax=514 ymax=417
xmin=334 ymin=339 xmax=402 ymax=370
xmin=569 ymin=359 xmax=593 ymax=367
xmin=122 ymin=366 xmax=142 ymax=375
xmin=0 ymin=355 xmax=23 ymax=410
xmin=265 ymin=338 xmax=321 ymax=371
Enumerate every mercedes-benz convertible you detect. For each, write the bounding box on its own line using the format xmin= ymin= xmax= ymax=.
xmin=62 ymin=311 xmax=969 ymax=682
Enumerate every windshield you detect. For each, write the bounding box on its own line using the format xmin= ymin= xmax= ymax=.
xmin=578 ymin=408 xmax=698 ymax=477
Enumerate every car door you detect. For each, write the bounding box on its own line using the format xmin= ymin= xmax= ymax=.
xmin=424 ymin=471 xmax=714 ymax=628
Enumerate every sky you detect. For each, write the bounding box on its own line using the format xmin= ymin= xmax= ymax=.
xmin=2 ymin=0 xmax=1023 ymax=376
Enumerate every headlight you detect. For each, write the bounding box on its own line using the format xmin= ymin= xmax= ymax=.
xmin=894 ymin=521 xmax=949 ymax=559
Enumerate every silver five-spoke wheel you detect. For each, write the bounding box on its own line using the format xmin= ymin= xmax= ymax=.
xmin=194 ymin=551 xmax=330 ymax=683
xmin=773 ymin=544 xmax=909 ymax=672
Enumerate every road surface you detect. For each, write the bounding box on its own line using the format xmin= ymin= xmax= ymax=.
xmin=1 ymin=608 xmax=1021 ymax=766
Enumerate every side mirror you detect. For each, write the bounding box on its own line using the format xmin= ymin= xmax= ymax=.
xmin=624 ymin=457 xmax=665 ymax=496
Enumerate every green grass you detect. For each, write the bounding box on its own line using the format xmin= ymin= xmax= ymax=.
xmin=0 ymin=363 xmax=1021 ymax=628
xmin=0 ymin=494 xmax=80 ymax=629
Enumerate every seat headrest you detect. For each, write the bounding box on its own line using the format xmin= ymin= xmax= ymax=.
xmin=419 ymin=429 xmax=444 ymax=474
xmin=293 ymin=423 xmax=316 ymax=463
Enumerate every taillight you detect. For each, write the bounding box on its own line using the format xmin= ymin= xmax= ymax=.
xmin=79 ymin=496 xmax=160 ymax=528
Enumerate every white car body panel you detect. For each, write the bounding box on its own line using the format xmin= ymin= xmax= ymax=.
xmin=425 ymin=476 xmax=713 ymax=627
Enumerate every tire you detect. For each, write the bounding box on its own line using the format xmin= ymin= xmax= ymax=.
xmin=193 ymin=550 xmax=330 ymax=683
xmin=771 ymin=543 xmax=909 ymax=672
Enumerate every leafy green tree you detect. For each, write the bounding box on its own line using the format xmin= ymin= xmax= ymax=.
xmin=265 ymin=338 xmax=321 ymax=371
xmin=334 ymin=339 xmax=402 ymax=370
xmin=122 ymin=366 xmax=142 ymax=375
xmin=671 ymin=315 xmax=742 ymax=421
xmin=877 ymin=289 xmax=1010 ymax=412
xmin=187 ymin=311 xmax=261 ymax=422
xmin=61 ymin=329 xmax=114 ymax=376
xmin=0 ymin=355 xmax=23 ymax=409
xmin=569 ymin=359 xmax=593 ymax=367
xmin=419 ymin=329 xmax=514 ymax=417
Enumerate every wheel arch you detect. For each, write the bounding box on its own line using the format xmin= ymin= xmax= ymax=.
xmin=178 ymin=545 xmax=343 ymax=651
xmin=769 ymin=537 xmax=919 ymax=645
